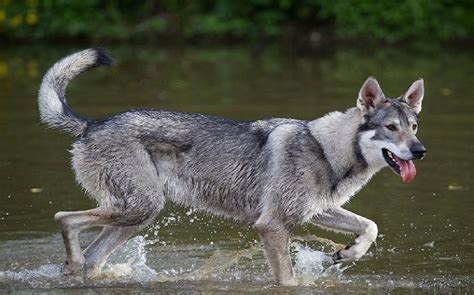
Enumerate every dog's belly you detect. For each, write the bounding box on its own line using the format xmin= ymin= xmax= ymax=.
xmin=146 ymin=146 xmax=266 ymax=223
xmin=163 ymin=174 xmax=262 ymax=223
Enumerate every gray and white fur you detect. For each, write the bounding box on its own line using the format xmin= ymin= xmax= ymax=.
xmin=38 ymin=49 xmax=426 ymax=285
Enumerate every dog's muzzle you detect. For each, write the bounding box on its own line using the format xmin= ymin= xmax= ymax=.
xmin=410 ymin=142 xmax=426 ymax=160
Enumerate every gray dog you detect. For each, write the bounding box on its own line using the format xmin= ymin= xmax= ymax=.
xmin=38 ymin=49 xmax=426 ymax=285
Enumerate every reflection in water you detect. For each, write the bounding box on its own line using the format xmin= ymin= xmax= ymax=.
xmin=0 ymin=45 xmax=473 ymax=292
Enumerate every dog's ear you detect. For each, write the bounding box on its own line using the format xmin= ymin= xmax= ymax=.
xmin=357 ymin=77 xmax=385 ymax=112
xmin=401 ymin=79 xmax=424 ymax=114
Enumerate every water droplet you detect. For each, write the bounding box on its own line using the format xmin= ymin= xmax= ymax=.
xmin=448 ymin=185 xmax=462 ymax=191
xmin=30 ymin=188 xmax=43 ymax=193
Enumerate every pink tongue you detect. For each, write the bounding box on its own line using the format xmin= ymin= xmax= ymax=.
xmin=399 ymin=158 xmax=416 ymax=183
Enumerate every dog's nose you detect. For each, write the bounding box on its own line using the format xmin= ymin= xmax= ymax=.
xmin=411 ymin=143 xmax=426 ymax=159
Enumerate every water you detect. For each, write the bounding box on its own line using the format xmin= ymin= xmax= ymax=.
xmin=0 ymin=45 xmax=473 ymax=293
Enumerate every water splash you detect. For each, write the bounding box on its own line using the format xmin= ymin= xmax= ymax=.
xmin=99 ymin=236 xmax=158 ymax=282
xmin=293 ymin=242 xmax=349 ymax=286
xmin=0 ymin=264 xmax=63 ymax=288
xmin=1 ymin=234 xmax=471 ymax=292
xmin=0 ymin=235 xmax=348 ymax=288
xmin=0 ymin=236 xmax=158 ymax=288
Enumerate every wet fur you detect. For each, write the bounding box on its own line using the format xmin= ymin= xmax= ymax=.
xmin=38 ymin=49 xmax=425 ymax=285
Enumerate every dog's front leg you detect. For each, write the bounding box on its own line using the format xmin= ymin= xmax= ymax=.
xmin=311 ymin=207 xmax=378 ymax=263
xmin=254 ymin=216 xmax=296 ymax=286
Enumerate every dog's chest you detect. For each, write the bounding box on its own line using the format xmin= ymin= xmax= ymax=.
xmin=299 ymin=172 xmax=371 ymax=223
xmin=331 ymin=174 xmax=371 ymax=205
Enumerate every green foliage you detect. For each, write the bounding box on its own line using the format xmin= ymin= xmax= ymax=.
xmin=0 ymin=0 xmax=472 ymax=43
xmin=318 ymin=0 xmax=474 ymax=42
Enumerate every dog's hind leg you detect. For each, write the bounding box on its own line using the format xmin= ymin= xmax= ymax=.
xmin=255 ymin=215 xmax=296 ymax=286
xmin=54 ymin=208 xmax=120 ymax=275
xmin=55 ymin=204 xmax=159 ymax=276
xmin=82 ymin=225 xmax=143 ymax=277
xmin=311 ymin=207 xmax=378 ymax=263
xmin=61 ymin=145 xmax=166 ymax=276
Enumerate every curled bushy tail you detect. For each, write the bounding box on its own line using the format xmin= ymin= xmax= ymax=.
xmin=38 ymin=48 xmax=113 ymax=137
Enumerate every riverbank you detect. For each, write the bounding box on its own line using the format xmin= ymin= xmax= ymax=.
xmin=1 ymin=1 xmax=472 ymax=48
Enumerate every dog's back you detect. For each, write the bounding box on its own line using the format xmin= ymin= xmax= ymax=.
xmin=72 ymin=106 xmax=314 ymax=223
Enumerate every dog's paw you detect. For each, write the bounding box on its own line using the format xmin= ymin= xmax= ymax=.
xmin=62 ymin=260 xmax=85 ymax=277
xmin=332 ymin=241 xmax=370 ymax=264
xmin=278 ymin=277 xmax=298 ymax=287
xmin=333 ymin=249 xmax=358 ymax=264
xmin=84 ymin=265 xmax=102 ymax=279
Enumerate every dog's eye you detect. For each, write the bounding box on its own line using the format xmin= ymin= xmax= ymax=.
xmin=385 ymin=124 xmax=397 ymax=131
xmin=412 ymin=124 xmax=418 ymax=130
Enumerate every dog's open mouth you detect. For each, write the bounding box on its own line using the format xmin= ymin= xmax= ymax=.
xmin=382 ymin=148 xmax=417 ymax=184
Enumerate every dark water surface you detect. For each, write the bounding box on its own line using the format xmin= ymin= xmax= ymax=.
xmin=0 ymin=45 xmax=472 ymax=293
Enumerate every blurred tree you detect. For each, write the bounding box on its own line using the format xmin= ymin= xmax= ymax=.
xmin=0 ymin=0 xmax=472 ymax=43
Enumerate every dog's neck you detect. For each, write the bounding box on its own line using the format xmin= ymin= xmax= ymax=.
xmin=307 ymin=107 xmax=380 ymax=180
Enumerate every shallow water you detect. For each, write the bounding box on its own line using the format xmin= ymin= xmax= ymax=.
xmin=0 ymin=45 xmax=473 ymax=293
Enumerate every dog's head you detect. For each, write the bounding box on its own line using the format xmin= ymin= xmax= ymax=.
xmin=356 ymin=77 xmax=426 ymax=183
